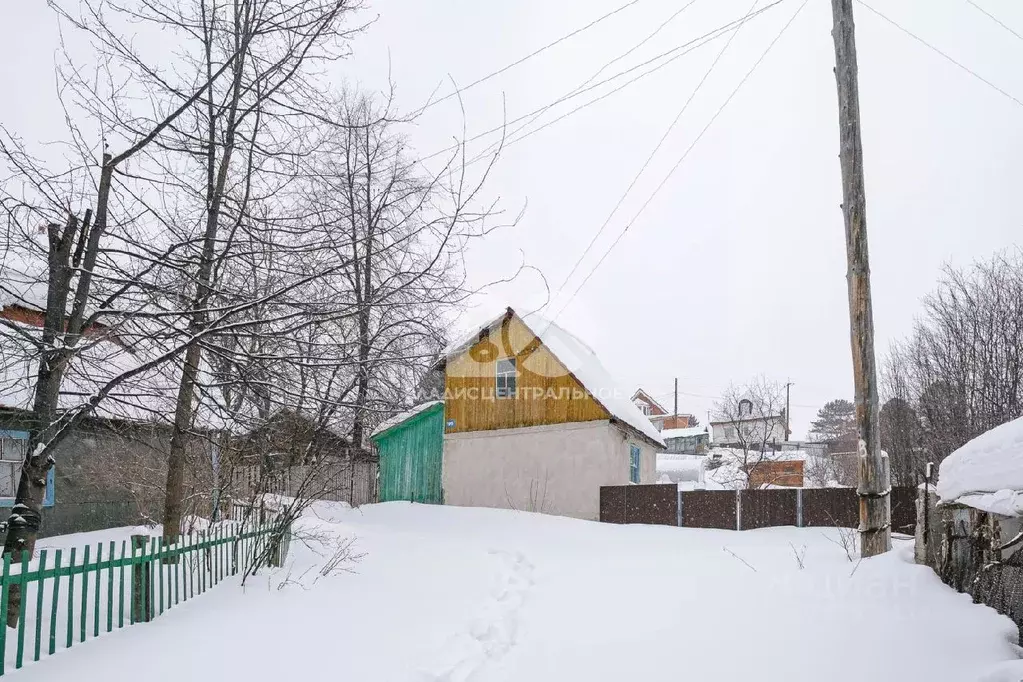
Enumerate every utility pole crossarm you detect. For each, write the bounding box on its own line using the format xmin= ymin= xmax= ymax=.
xmin=830 ymin=0 xmax=891 ymax=557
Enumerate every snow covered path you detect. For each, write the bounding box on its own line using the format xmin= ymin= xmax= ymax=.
xmin=16 ymin=503 xmax=1023 ymax=682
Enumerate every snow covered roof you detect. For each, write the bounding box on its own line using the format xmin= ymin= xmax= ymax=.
xmin=661 ymin=426 xmax=709 ymax=440
xmin=442 ymin=308 xmax=664 ymax=448
xmin=370 ymin=400 xmax=443 ymax=439
xmin=0 ymin=258 xmax=48 ymax=312
xmin=0 ymin=318 xmax=240 ymax=430
xmin=0 ymin=322 xmax=180 ymax=423
xmin=631 ymin=388 xmax=668 ymax=415
xmin=937 ymin=416 xmax=1023 ymax=515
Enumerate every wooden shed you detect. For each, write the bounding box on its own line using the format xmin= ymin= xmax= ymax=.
xmin=370 ymin=401 xmax=444 ymax=504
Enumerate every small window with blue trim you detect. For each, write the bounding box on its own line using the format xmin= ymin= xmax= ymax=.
xmin=0 ymin=431 xmax=54 ymax=508
xmin=629 ymin=444 xmax=641 ymax=484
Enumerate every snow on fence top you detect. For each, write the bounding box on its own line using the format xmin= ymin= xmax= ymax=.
xmin=937 ymin=416 xmax=1023 ymax=506
xmin=442 ymin=308 xmax=664 ymax=447
xmin=371 ymin=400 xmax=443 ymax=439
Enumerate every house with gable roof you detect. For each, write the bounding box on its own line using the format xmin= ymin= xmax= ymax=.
xmin=632 ymin=388 xmax=697 ymax=431
xmin=435 ymin=307 xmax=665 ymax=519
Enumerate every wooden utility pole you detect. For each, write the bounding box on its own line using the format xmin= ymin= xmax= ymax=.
xmin=784 ymin=380 xmax=793 ymax=441
xmin=673 ymin=377 xmax=679 ymax=425
xmin=830 ymin=0 xmax=891 ymax=557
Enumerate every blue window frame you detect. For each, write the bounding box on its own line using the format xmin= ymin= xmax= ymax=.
xmin=629 ymin=444 xmax=641 ymax=483
xmin=0 ymin=431 xmax=54 ymax=508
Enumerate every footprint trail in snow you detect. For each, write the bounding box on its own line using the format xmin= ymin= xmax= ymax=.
xmin=421 ymin=549 xmax=535 ymax=682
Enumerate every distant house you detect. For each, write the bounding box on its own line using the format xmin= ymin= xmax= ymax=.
xmin=632 ymin=389 xmax=669 ymax=430
xmin=703 ymin=448 xmax=806 ymax=489
xmin=710 ymin=414 xmax=787 ymax=448
xmin=0 ymin=296 xmax=225 ymax=536
xmin=662 ymin=426 xmax=710 ymax=455
xmin=632 ymin=388 xmax=696 ymax=431
xmin=746 ymin=458 xmax=804 ymax=488
xmin=428 ymin=307 xmax=665 ymax=520
xmin=235 ymin=409 xmax=354 ymax=466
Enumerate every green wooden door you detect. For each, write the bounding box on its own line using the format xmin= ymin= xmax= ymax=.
xmin=374 ymin=403 xmax=444 ymax=504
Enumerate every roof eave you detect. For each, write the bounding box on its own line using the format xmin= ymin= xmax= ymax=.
xmin=612 ymin=417 xmax=666 ymax=449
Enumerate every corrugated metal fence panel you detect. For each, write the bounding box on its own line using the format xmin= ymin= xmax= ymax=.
xmin=681 ymin=490 xmax=737 ymax=529
xmin=376 ymin=404 xmax=444 ymax=504
xmin=599 ymin=485 xmax=677 ymax=525
xmin=739 ymin=489 xmax=798 ymax=529
xmin=800 ymin=488 xmax=859 ymax=528
xmin=625 ymin=485 xmax=678 ymax=526
xmin=599 ymin=486 xmax=627 ymax=524
xmin=599 ymin=486 xmax=919 ymax=532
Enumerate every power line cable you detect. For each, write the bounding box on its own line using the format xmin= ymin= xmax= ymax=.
xmin=856 ymin=1 xmax=1023 ymax=109
xmin=458 ymin=9 xmax=771 ymax=171
xmin=548 ymin=0 xmax=809 ymax=322
xmin=413 ymin=0 xmax=643 ymax=115
xmin=963 ymin=0 xmax=1023 ymax=44
xmin=650 ymin=388 xmax=823 ymax=409
xmin=541 ymin=0 xmax=765 ymax=315
xmin=419 ymin=1 xmax=787 ymax=165
xmin=460 ymin=11 xmax=778 ymax=170
xmin=493 ymin=0 xmax=702 ymax=158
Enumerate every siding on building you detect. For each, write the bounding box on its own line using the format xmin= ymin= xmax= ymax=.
xmin=444 ymin=314 xmax=609 ymax=433
xmin=747 ymin=460 xmax=804 ymax=488
xmin=372 ymin=402 xmax=445 ymax=504
xmin=442 ymin=420 xmax=657 ymax=520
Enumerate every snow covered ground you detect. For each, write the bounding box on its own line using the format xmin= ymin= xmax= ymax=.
xmin=15 ymin=503 xmax=1023 ymax=682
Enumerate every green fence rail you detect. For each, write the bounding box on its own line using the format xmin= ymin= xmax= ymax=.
xmin=0 ymin=519 xmax=290 ymax=676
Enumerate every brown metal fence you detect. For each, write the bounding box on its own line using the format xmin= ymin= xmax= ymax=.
xmin=740 ymin=488 xmax=798 ymax=529
xmin=601 ymin=485 xmax=918 ymax=533
xmin=801 ymin=488 xmax=859 ymax=528
xmin=599 ymin=485 xmax=678 ymax=526
xmin=680 ymin=490 xmax=736 ymax=529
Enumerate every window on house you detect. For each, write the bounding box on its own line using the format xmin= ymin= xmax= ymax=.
xmin=725 ymin=426 xmax=737 ymax=439
xmin=495 ymin=357 xmax=517 ymax=398
xmin=629 ymin=445 xmax=641 ymax=483
xmin=0 ymin=433 xmax=27 ymax=498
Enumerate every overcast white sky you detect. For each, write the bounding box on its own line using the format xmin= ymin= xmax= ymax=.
xmin=3 ymin=0 xmax=1022 ymax=438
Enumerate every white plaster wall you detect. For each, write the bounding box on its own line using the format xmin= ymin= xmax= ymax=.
xmin=442 ymin=420 xmax=657 ymax=520
xmin=712 ymin=418 xmax=786 ymax=446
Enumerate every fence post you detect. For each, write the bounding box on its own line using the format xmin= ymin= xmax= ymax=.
xmin=735 ymin=490 xmax=743 ymax=531
xmin=796 ymin=488 xmax=804 ymax=528
xmin=677 ymin=489 xmax=683 ymax=527
xmin=268 ymin=527 xmax=282 ymax=568
xmin=131 ymin=535 xmax=152 ymax=623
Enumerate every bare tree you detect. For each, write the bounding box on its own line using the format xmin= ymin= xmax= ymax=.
xmin=0 ymin=0 xmax=263 ymax=609
xmin=142 ymin=0 xmax=360 ymax=543
xmin=881 ymin=250 xmax=1023 ymax=475
xmin=712 ymin=376 xmax=788 ymax=489
xmin=301 ymin=93 xmax=507 ymax=448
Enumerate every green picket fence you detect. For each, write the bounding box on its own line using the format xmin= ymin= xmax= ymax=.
xmin=0 ymin=519 xmax=290 ymax=676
